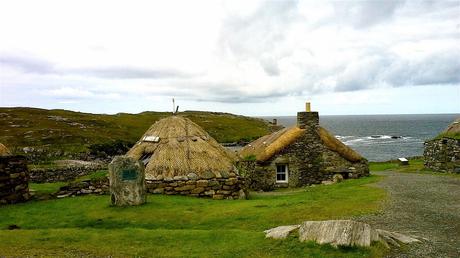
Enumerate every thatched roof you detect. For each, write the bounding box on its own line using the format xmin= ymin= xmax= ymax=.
xmin=239 ymin=126 xmax=364 ymax=163
xmin=0 ymin=143 xmax=11 ymax=156
xmin=239 ymin=127 xmax=304 ymax=162
xmin=126 ymin=116 xmax=237 ymax=178
xmin=443 ymin=117 xmax=460 ymax=134
xmin=317 ymin=127 xmax=363 ymax=162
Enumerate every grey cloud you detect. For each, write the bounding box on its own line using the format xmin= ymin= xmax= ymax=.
xmin=0 ymin=54 xmax=55 ymax=73
xmin=0 ymin=54 xmax=190 ymax=79
xmin=260 ymin=57 xmax=280 ymax=76
xmin=220 ymin=0 xmax=299 ymax=76
xmin=73 ymin=66 xmax=189 ymax=79
xmin=189 ymin=82 xmax=304 ymax=103
xmin=332 ymin=1 xmax=405 ymax=28
xmin=334 ymin=49 xmax=460 ymax=92
xmin=387 ymin=51 xmax=460 ymax=86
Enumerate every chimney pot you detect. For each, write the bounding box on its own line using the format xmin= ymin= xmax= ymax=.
xmin=306 ymin=102 xmax=311 ymax=112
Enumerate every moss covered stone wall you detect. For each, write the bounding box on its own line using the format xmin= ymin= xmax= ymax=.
xmin=0 ymin=155 xmax=30 ymax=204
xmin=424 ymin=138 xmax=460 ymax=173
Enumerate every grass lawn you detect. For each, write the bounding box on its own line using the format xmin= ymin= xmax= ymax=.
xmin=370 ymin=158 xmax=460 ymax=177
xmin=0 ymin=175 xmax=387 ymax=257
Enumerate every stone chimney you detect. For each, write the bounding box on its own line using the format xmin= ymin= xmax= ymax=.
xmin=297 ymin=102 xmax=319 ymax=130
xmin=272 ymin=118 xmax=277 ymax=126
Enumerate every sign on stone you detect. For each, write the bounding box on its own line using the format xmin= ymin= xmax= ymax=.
xmin=122 ymin=168 xmax=138 ymax=181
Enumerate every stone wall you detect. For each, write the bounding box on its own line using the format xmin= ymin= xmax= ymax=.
xmin=30 ymin=164 xmax=106 ymax=183
xmin=55 ymin=178 xmax=109 ymax=198
xmin=239 ymin=160 xmax=275 ymax=191
xmin=321 ymin=148 xmax=369 ymax=178
xmin=424 ymin=138 xmax=460 ymax=173
xmin=146 ymin=174 xmax=246 ymax=200
xmin=0 ymin=155 xmax=30 ymax=204
xmin=52 ymin=175 xmax=247 ymax=200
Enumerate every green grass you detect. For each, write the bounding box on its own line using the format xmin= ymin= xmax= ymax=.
xmin=0 ymin=107 xmax=271 ymax=158
xmin=433 ymin=132 xmax=460 ymax=140
xmin=0 ymin=175 xmax=387 ymax=257
xmin=369 ymin=162 xmax=400 ymax=172
xmin=370 ymin=158 xmax=427 ymax=172
xmin=29 ymin=182 xmax=68 ymax=195
xmin=370 ymin=158 xmax=460 ymax=178
xmin=29 ymin=170 xmax=108 ymax=196
xmin=75 ymin=170 xmax=108 ymax=182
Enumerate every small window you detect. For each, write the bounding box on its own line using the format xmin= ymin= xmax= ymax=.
xmin=276 ymin=164 xmax=288 ymax=183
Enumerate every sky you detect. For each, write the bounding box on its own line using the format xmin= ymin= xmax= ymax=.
xmin=0 ymin=0 xmax=459 ymax=116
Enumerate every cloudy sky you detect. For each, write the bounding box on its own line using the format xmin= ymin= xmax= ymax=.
xmin=0 ymin=0 xmax=459 ymax=116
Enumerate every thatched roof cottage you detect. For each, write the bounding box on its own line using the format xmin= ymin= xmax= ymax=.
xmin=424 ymin=117 xmax=460 ymax=173
xmin=239 ymin=104 xmax=369 ymax=191
xmin=126 ymin=115 xmax=246 ymax=199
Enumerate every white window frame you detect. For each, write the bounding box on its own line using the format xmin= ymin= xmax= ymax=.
xmin=276 ymin=164 xmax=288 ymax=183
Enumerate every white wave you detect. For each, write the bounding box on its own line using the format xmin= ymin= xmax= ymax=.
xmin=335 ymin=135 xmax=354 ymax=140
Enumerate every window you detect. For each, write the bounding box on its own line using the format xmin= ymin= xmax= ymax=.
xmin=276 ymin=164 xmax=288 ymax=183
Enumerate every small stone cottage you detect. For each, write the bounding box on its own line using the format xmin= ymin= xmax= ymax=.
xmin=126 ymin=115 xmax=246 ymax=199
xmin=239 ymin=104 xmax=369 ymax=191
xmin=424 ymin=118 xmax=460 ymax=173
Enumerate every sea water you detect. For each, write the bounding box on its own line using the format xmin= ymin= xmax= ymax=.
xmin=259 ymin=114 xmax=460 ymax=162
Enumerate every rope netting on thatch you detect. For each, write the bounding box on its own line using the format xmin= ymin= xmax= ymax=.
xmin=239 ymin=126 xmax=364 ymax=163
xmin=126 ymin=116 xmax=237 ymax=178
xmin=0 ymin=143 xmax=11 ymax=156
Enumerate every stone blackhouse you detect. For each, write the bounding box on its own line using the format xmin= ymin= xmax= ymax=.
xmin=125 ymin=115 xmax=247 ymax=200
xmin=239 ymin=104 xmax=369 ymax=191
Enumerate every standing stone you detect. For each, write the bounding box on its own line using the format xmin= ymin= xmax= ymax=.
xmin=109 ymin=156 xmax=146 ymax=206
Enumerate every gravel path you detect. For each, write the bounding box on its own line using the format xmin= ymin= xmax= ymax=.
xmin=357 ymin=171 xmax=460 ymax=258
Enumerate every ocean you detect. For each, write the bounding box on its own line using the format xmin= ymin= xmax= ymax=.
xmin=259 ymin=114 xmax=460 ymax=162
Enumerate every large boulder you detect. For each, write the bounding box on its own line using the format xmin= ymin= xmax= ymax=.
xmin=264 ymin=225 xmax=299 ymax=239
xmin=299 ymin=220 xmax=378 ymax=247
xmin=265 ymin=220 xmax=420 ymax=249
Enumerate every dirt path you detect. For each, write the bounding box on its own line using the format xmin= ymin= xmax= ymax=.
xmin=357 ymin=171 xmax=460 ymax=258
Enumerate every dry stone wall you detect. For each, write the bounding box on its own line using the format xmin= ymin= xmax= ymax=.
xmin=55 ymin=179 xmax=109 ymax=198
xmin=424 ymin=138 xmax=460 ymax=173
xmin=52 ymin=174 xmax=247 ymax=200
xmin=146 ymin=173 xmax=246 ymax=200
xmin=30 ymin=164 xmax=106 ymax=183
xmin=0 ymin=155 xmax=30 ymax=204
xmin=320 ymin=148 xmax=369 ymax=178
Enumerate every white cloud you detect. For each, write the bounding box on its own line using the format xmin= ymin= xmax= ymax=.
xmin=45 ymin=87 xmax=120 ymax=100
xmin=0 ymin=0 xmax=459 ymax=115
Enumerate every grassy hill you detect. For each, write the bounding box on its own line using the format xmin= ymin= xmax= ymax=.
xmin=0 ymin=107 xmax=271 ymax=159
